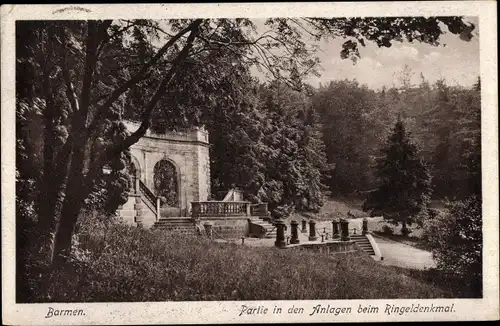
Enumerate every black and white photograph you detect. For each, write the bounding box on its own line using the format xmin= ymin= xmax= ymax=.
xmin=1 ymin=2 xmax=498 ymax=324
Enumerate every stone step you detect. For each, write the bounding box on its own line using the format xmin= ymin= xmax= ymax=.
xmin=347 ymin=235 xmax=376 ymax=256
xmin=153 ymin=226 xmax=197 ymax=233
xmin=251 ymin=220 xmax=273 ymax=227
xmin=154 ymin=222 xmax=194 ymax=226
xmin=158 ymin=217 xmax=192 ymax=221
xmin=156 ymin=220 xmax=194 ymax=224
xmin=118 ymin=210 xmax=135 ymax=217
xmin=155 ymin=221 xmax=194 ymax=226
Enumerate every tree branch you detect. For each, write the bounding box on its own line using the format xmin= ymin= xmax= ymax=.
xmin=82 ymin=19 xmax=203 ymax=193
xmin=59 ymin=27 xmax=80 ymax=114
xmin=75 ymin=20 xmax=99 ymax=128
xmin=96 ymin=20 xmax=113 ymax=58
xmin=88 ymin=20 xmax=201 ymax=132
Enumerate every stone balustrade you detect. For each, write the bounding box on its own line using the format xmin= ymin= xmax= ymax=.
xmin=191 ymin=201 xmax=270 ymax=219
xmin=192 ymin=201 xmax=251 ymax=218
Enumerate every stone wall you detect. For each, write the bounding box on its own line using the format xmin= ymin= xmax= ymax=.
xmin=201 ymin=217 xmax=249 ymax=239
xmin=285 ymin=240 xmax=358 ymax=255
xmin=124 ymin=121 xmax=210 ymax=217
xmin=118 ymin=194 xmax=156 ymax=229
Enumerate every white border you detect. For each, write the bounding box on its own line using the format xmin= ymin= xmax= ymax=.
xmin=1 ymin=2 xmax=498 ymax=324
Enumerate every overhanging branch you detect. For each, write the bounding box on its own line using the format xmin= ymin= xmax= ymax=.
xmin=82 ymin=19 xmax=203 ymax=193
xmin=87 ymin=20 xmax=202 ymax=134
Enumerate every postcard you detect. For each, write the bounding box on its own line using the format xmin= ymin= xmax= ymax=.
xmin=1 ymin=2 xmax=498 ymax=325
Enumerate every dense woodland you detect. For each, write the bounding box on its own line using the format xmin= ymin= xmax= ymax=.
xmin=206 ymin=74 xmax=481 ymax=211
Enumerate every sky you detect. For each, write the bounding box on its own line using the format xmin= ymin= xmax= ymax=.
xmin=154 ymin=17 xmax=480 ymax=90
xmin=252 ymin=17 xmax=480 ymax=90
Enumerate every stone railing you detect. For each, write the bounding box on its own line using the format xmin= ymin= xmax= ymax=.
xmin=191 ymin=201 xmax=252 ymax=218
xmin=138 ymin=180 xmax=160 ymax=221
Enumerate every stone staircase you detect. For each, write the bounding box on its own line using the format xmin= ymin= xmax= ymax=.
xmin=350 ymin=234 xmax=376 ymax=256
xmin=248 ymin=218 xmax=276 ymax=238
xmin=153 ymin=217 xmax=198 ymax=236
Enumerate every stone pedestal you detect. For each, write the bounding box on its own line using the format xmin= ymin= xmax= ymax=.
xmin=340 ymin=218 xmax=350 ymax=241
xmin=332 ymin=219 xmax=340 ymax=239
xmin=362 ymin=217 xmax=369 ymax=235
xmin=203 ymin=221 xmax=213 ymax=239
xmin=308 ymin=219 xmax=318 ymax=241
xmin=258 ymin=203 xmax=269 ymax=216
xmin=301 ymin=220 xmax=307 ymax=233
xmin=290 ymin=220 xmax=300 ymax=244
xmin=274 ymin=219 xmax=287 ymax=248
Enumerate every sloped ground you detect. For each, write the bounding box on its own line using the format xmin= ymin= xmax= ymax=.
xmin=290 ymin=197 xmax=366 ymax=221
xmin=23 ymin=223 xmax=453 ymax=302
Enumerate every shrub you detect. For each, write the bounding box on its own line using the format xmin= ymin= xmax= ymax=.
xmin=401 ymin=226 xmax=412 ymax=236
xmin=423 ymin=195 xmax=482 ymax=297
xmin=381 ymin=225 xmax=394 ymax=235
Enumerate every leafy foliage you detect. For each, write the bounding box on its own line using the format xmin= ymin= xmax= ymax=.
xmin=313 ymin=75 xmax=481 ymax=201
xmin=312 ymin=80 xmax=384 ymax=194
xmin=423 ymin=196 xmax=482 ymax=296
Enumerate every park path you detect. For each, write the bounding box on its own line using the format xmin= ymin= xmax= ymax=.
xmin=219 ymin=217 xmax=436 ymax=270
xmin=373 ymin=236 xmax=436 ymax=270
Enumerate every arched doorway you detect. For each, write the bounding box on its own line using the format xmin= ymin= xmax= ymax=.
xmin=153 ymin=159 xmax=179 ymax=208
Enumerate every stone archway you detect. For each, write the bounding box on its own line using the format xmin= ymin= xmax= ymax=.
xmin=153 ymin=159 xmax=180 ymax=208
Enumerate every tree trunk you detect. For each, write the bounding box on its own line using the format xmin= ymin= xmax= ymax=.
xmin=51 ymin=182 xmax=84 ymax=266
xmin=401 ymin=220 xmax=410 ymax=236
xmin=50 ymin=138 xmax=87 ymax=266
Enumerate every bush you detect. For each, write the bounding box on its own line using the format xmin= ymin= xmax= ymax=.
xmin=401 ymin=226 xmax=412 ymax=236
xmin=381 ymin=225 xmax=394 ymax=235
xmin=423 ymin=195 xmax=482 ymax=297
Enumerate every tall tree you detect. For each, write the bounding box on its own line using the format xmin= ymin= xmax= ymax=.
xmin=363 ymin=118 xmax=433 ymax=234
xmin=312 ymin=80 xmax=382 ymax=194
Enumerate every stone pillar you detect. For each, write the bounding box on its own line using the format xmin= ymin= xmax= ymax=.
xmin=308 ymin=219 xmax=318 ymax=241
xmin=142 ymin=150 xmax=148 ymax=185
xmin=274 ymin=219 xmax=287 ymax=248
xmin=203 ymin=221 xmax=213 ymax=239
xmin=245 ymin=203 xmax=251 ymax=216
xmin=258 ymin=203 xmax=268 ymax=216
xmin=191 ymin=202 xmax=201 ymax=219
xmin=301 ymin=220 xmax=307 ymax=233
xmin=362 ymin=218 xmax=369 ymax=235
xmin=340 ymin=218 xmax=350 ymax=241
xmin=135 ymin=196 xmax=144 ymax=228
xmin=290 ymin=220 xmax=300 ymax=244
xmin=332 ymin=219 xmax=340 ymax=239
xmin=135 ymin=177 xmax=140 ymax=194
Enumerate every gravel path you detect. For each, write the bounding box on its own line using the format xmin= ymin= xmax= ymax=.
xmin=219 ymin=217 xmax=436 ymax=270
xmin=373 ymin=235 xmax=436 ymax=270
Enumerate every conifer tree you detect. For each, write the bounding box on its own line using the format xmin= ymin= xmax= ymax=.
xmin=363 ymin=118 xmax=432 ymax=234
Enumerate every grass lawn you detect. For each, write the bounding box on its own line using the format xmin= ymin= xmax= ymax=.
xmin=291 ymin=196 xmax=366 ymax=221
xmin=20 ymin=222 xmax=460 ymax=303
